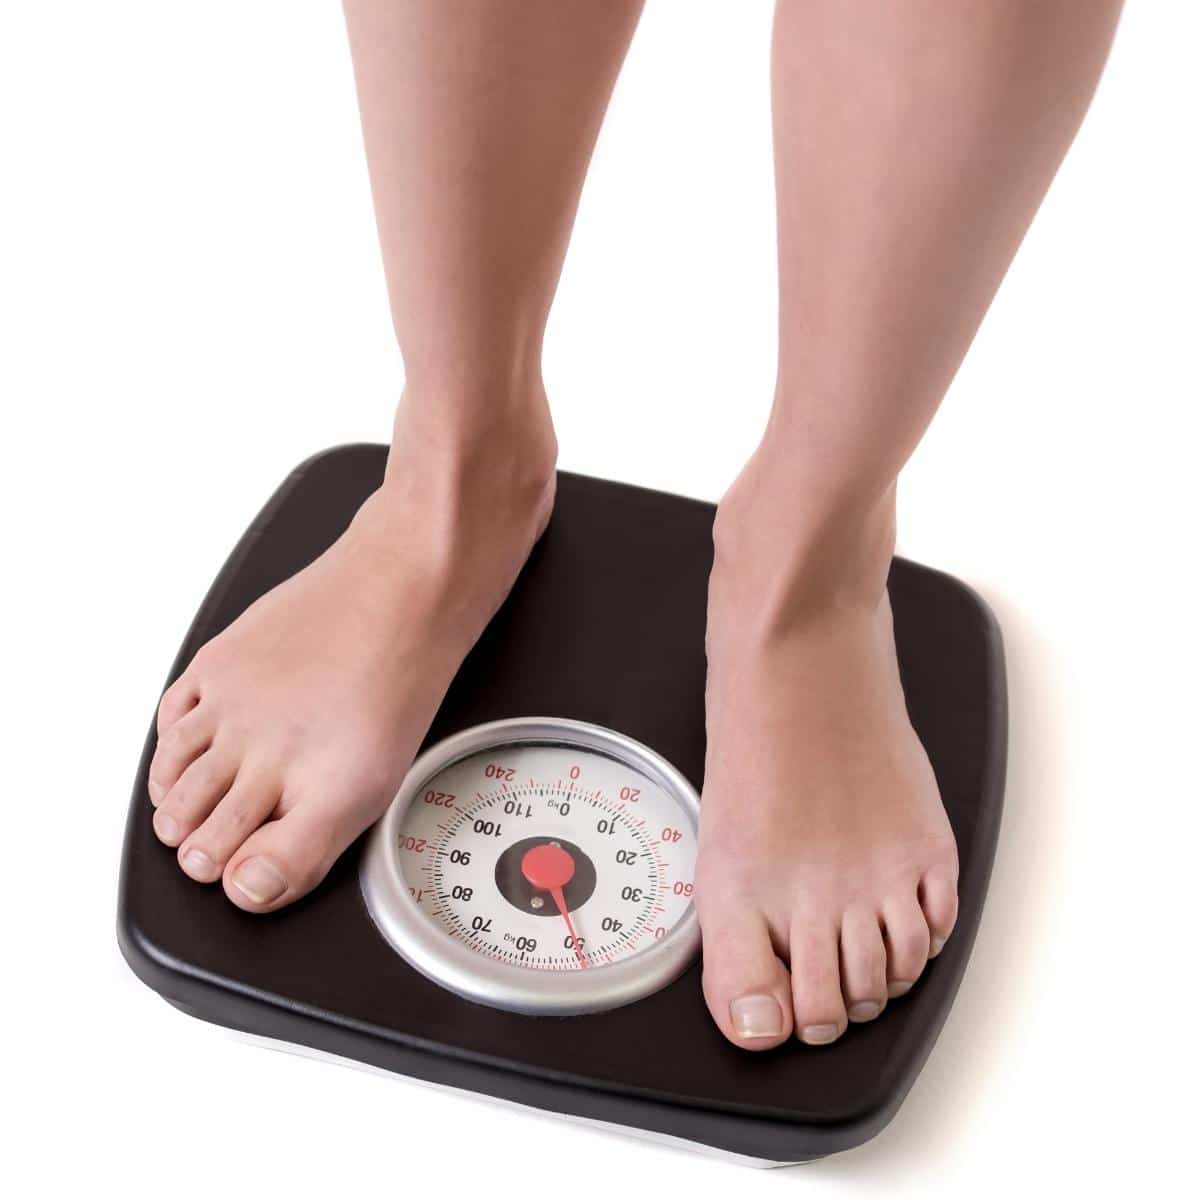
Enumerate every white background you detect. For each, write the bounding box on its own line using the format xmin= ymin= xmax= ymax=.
xmin=3 ymin=3 xmax=1197 ymax=1195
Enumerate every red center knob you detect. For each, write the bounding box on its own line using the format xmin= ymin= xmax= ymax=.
xmin=520 ymin=842 xmax=576 ymax=891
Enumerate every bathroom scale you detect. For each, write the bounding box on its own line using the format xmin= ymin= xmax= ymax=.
xmin=117 ymin=443 xmax=1006 ymax=1166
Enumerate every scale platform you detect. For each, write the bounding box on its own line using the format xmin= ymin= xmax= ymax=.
xmin=118 ymin=444 xmax=1006 ymax=1166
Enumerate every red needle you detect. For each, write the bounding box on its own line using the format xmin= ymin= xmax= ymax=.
xmin=520 ymin=843 xmax=588 ymax=969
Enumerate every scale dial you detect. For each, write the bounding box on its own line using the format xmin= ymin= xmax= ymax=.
xmin=361 ymin=718 xmax=700 ymax=1014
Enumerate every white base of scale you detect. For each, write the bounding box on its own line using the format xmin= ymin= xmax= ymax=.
xmin=232 ymin=1029 xmax=805 ymax=1170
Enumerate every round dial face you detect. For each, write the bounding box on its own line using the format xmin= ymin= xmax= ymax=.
xmin=360 ymin=718 xmax=700 ymax=1015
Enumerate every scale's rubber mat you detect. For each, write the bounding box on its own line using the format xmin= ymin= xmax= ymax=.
xmin=118 ymin=445 xmax=1006 ymax=1164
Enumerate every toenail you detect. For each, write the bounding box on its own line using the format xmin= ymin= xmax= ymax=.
xmin=148 ymin=780 xmax=165 ymax=805
xmin=730 ymin=994 xmax=784 ymax=1039
xmin=232 ymin=857 xmax=288 ymax=905
xmin=930 ymin=937 xmax=946 ymax=957
xmin=153 ymin=810 xmax=179 ymax=843
xmin=848 ymin=1001 xmax=883 ymax=1022
xmin=800 ymin=1024 xmax=841 ymax=1045
xmin=888 ymin=980 xmax=914 ymax=998
xmin=180 ymin=848 xmax=215 ymax=881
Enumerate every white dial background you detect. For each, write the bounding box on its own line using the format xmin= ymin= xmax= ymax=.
xmin=395 ymin=743 xmax=697 ymax=972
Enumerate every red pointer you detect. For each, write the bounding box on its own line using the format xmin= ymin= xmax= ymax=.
xmin=521 ymin=843 xmax=587 ymax=969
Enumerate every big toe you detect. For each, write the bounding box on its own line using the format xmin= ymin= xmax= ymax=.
xmin=700 ymin=909 xmax=794 ymax=1051
xmin=223 ymin=793 xmax=363 ymax=914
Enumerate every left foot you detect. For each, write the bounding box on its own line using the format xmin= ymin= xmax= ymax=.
xmin=146 ymin=390 xmax=557 ymax=912
xmin=695 ymin=463 xmax=959 ymax=1049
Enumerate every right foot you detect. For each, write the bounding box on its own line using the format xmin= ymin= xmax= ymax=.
xmin=694 ymin=456 xmax=958 ymax=1050
xmin=148 ymin=392 xmax=556 ymax=912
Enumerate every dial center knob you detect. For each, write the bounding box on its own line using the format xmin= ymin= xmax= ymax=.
xmin=520 ymin=842 xmax=576 ymax=891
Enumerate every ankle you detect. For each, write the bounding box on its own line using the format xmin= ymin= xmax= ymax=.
xmin=385 ymin=375 xmax=558 ymax=503
xmin=710 ymin=451 xmax=896 ymax=641
xmin=347 ymin=383 xmax=557 ymax=622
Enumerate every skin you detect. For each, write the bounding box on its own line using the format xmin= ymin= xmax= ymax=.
xmin=148 ymin=0 xmax=642 ymax=906
xmin=696 ymin=0 xmax=1123 ymax=1048
xmin=149 ymin=0 xmax=1121 ymax=1045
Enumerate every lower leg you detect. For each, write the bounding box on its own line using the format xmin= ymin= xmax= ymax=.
xmin=352 ymin=0 xmax=643 ymax=467
xmin=699 ymin=0 xmax=1122 ymax=1047
xmin=148 ymin=0 xmax=643 ymax=910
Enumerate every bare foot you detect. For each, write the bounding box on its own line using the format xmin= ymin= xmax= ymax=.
xmin=695 ymin=462 xmax=958 ymax=1048
xmin=148 ymin=393 xmax=556 ymax=912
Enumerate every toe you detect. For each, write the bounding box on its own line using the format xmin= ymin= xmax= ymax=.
xmin=919 ymin=864 xmax=959 ymax=957
xmin=177 ymin=770 xmax=281 ymax=883
xmin=700 ymin=909 xmax=794 ymax=1051
xmin=147 ymin=706 xmax=213 ymax=805
xmin=789 ymin=921 xmax=848 ymax=1045
xmin=156 ymin=674 xmax=200 ymax=737
xmin=223 ymin=794 xmax=359 ymax=913
xmin=152 ymin=746 xmax=237 ymax=849
xmin=881 ymin=890 xmax=931 ymax=996
xmin=839 ymin=906 xmax=888 ymax=1022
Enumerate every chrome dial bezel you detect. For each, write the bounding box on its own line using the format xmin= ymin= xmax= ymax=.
xmin=360 ymin=717 xmax=701 ymax=1016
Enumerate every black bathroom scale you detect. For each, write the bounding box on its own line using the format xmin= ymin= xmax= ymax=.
xmin=118 ymin=444 xmax=1006 ymax=1166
